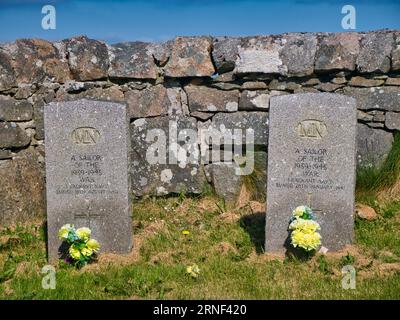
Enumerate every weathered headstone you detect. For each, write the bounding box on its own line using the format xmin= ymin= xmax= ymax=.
xmin=44 ymin=99 xmax=132 ymax=262
xmin=266 ymin=93 xmax=357 ymax=252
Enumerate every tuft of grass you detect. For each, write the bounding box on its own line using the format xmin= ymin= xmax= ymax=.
xmin=357 ymin=132 xmax=400 ymax=193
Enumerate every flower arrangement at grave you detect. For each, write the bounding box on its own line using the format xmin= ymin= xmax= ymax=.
xmin=289 ymin=206 xmax=321 ymax=253
xmin=58 ymin=224 xmax=100 ymax=268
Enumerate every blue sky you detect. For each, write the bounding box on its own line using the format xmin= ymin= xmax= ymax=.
xmin=0 ymin=0 xmax=399 ymax=44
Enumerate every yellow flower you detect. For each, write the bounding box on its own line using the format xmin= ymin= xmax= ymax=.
xmin=186 ymin=264 xmax=200 ymax=278
xmin=76 ymin=227 xmax=91 ymax=241
xmin=289 ymin=218 xmax=320 ymax=233
xmin=182 ymin=230 xmax=190 ymax=236
xmin=293 ymin=206 xmax=307 ymax=218
xmin=81 ymin=247 xmax=93 ymax=257
xmin=69 ymin=244 xmax=81 ymax=260
xmin=291 ymin=229 xmax=321 ymax=251
xmin=58 ymin=224 xmax=73 ymax=240
xmin=87 ymin=239 xmax=100 ymax=252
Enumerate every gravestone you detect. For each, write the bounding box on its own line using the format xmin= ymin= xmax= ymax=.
xmin=44 ymin=99 xmax=132 ymax=262
xmin=266 ymin=93 xmax=357 ymax=252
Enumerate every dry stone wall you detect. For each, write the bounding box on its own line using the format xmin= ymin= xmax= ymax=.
xmin=1 ymin=30 xmax=400 ymax=223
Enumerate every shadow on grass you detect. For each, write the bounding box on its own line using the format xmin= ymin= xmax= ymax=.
xmin=239 ymin=212 xmax=265 ymax=254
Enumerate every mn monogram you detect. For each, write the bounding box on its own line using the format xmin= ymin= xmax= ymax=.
xmin=297 ymin=120 xmax=327 ymax=139
xmin=71 ymin=127 xmax=101 ymax=145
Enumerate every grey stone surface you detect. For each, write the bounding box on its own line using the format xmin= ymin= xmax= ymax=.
xmin=0 ymin=96 xmax=33 ymax=121
xmin=212 ymin=37 xmax=241 ymax=74
xmin=357 ymin=123 xmax=393 ymax=167
xmin=64 ymin=36 xmax=109 ymax=81
xmin=357 ymin=31 xmax=394 ymax=73
xmin=0 ymin=149 xmax=12 ymax=159
xmin=210 ymin=111 xmax=268 ymax=146
xmin=385 ymin=112 xmax=400 ymax=130
xmin=239 ymin=90 xmax=286 ymax=110
xmin=0 ymin=149 xmax=45 ymax=224
xmin=185 ymin=85 xmax=239 ymax=113
xmin=315 ymin=33 xmax=360 ymax=72
xmin=343 ymin=86 xmax=400 ymax=111
xmin=44 ymin=99 xmax=132 ymax=262
xmin=0 ymin=47 xmax=16 ymax=91
xmin=280 ymin=33 xmax=317 ymax=77
xmin=0 ymin=122 xmax=31 ymax=148
xmin=108 ymin=42 xmax=157 ymax=79
xmin=234 ymin=36 xmax=287 ymax=76
xmin=266 ymin=93 xmax=357 ymax=252
xmin=393 ymin=32 xmax=400 ymax=71
xmin=130 ymin=116 xmax=206 ymax=196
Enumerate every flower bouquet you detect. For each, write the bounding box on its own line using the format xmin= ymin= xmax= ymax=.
xmin=58 ymin=224 xmax=100 ymax=268
xmin=289 ymin=206 xmax=321 ymax=255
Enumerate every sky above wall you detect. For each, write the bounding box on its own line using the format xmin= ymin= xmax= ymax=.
xmin=0 ymin=0 xmax=399 ymax=44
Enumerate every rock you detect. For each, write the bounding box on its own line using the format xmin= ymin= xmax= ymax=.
xmin=366 ymin=122 xmax=385 ymax=129
xmin=357 ymin=31 xmax=394 ymax=73
xmin=241 ymin=81 xmax=268 ymax=90
xmin=355 ymin=204 xmax=378 ymax=221
xmin=343 ymin=86 xmax=400 ymax=111
xmin=185 ymin=85 xmax=239 ymax=112
xmin=0 ymin=96 xmax=33 ymax=121
xmin=3 ymin=39 xmax=71 ymax=84
xmin=0 ymin=149 xmax=12 ymax=159
xmin=130 ymin=116 xmax=206 ymax=196
xmin=108 ymin=42 xmax=157 ymax=79
xmin=386 ymin=77 xmax=400 ymax=86
xmin=125 ymin=85 xmax=187 ymax=119
xmin=315 ymin=33 xmax=360 ymax=71
xmin=385 ymin=112 xmax=400 ymax=130
xmin=280 ymin=33 xmax=317 ymax=77
xmin=208 ymin=111 xmax=269 ymax=146
xmin=268 ymin=79 xmax=287 ymax=90
xmin=357 ymin=123 xmax=393 ymax=167
xmin=239 ymin=90 xmax=286 ymax=110
xmin=0 ymin=150 xmax=45 ymax=225
xmin=331 ymin=77 xmax=347 ymax=85
xmin=190 ymin=111 xmax=213 ymax=121
xmin=56 ymin=85 xmax=125 ymax=103
xmin=210 ymin=82 xmax=241 ymax=90
xmin=64 ymin=36 xmax=109 ymax=81
xmin=0 ymin=122 xmax=31 ymax=148
xmin=369 ymin=110 xmax=385 ymax=122
xmin=357 ymin=110 xmax=373 ymax=122
xmin=33 ymin=100 xmax=44 ymax=140
xmin=303 ymin=78 xmax=321 ymax=86
xmin=14 ymin=84 xmax=33 ymax=99
xmin=234 ymin=36 xmax=287 ymax=76
xmin=206 ymin=162 xmax=241 ymax=202
xmin=164 ymin=36 xmax=215 ymax=77
xmin=212 ymin=37 xmax=241 ymax=74
xmin=314 ymin=82 xmax=343 ymax=92
xmin=393 ymin=32 xmax=400 ymax=71
xmin=0 ymin=48 xmax=16 ymax=91
xmin=348 ymin=76 xmax=385 ymax=87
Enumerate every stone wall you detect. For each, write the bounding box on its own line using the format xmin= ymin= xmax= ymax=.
xmin=1 ymin=30 xmax=400 ymax=223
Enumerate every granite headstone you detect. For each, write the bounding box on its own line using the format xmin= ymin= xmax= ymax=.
xmin=44 ymin=99 xmax=132 ymax=262
xmin=266 ymin=93 xmax=357 ymax=252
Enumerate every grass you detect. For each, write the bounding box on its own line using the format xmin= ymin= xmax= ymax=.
xmin=1 ymin=193 xmax=400 ymax=300
xmin=356 ymin=132 xmax=400 ymax=193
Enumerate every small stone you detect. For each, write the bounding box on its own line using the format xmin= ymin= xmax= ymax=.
xmin=366 ymin=122 xmax=385 ymax=128
xmin=211 ymin=82 xmax=241 ymax=90
xmin=369 ymin=110 xmax=385 ymax=122
xmin=212 ymin=37 xmax=241 ymax=73
xmin=355 ymin=204 xmax=378 ymax=221
xmin=315 ymin=32 xmax=360 ymax=71
xmin=190 ymin=111 xmax=213 ymax=121
xmin=164 ymin=36 xmax=215 ymax=78
xmin=348 ymin=76 xmax=385 ymax=87
xmin=64 ymin=36 xmax=109 ymax=81
xmin=14 ymin=84 xmax=32 ymax=99
xmin=0 ymin=149 xmax=12 ymax=160
xmin=331 ymin=77 xmax=347 ymax=85
xmin=385 ymin=112 xmax=400 ymax=130
xmin=185 ymin=85 xmax=239 ymax=113
xmin=357 ymin=110 xmax=373 ymax=122
xmin=0 ymin=122 xmax=31 ymax=148
xmin=386 ymin=78 xmax=400 ymax=86
xmin=0 ymin=96 xmax=33 ymax=121
xmin=241 ymin=82 xmax=268 ymax=90
xmin=357 ymin=31 xmax=394 ymax=73
xmin=314 ymin=82 xmax=343 ymax=92
xmin=268 ymin=79 xmax=287 ymax=90
xmin=108 ymin=42 xmax=157 ymax=79
xmin=239 ymin=90 xmax=286 ymax=110
xmin=303 ymin=78 xmax=321 ymax=86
